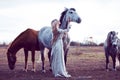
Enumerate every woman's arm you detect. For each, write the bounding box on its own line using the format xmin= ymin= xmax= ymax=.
xmin=57 ymin=24 xmax=71 ymax=33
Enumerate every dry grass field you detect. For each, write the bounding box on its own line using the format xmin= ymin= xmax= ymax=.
xmin=0 ymin=46 xmax=120 ymax=80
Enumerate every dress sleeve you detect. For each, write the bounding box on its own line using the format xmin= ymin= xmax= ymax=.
xmin=57 ymin=28 xmax=68 ymax=33
xmin=57 ymin=24 xmax=71 ymax=33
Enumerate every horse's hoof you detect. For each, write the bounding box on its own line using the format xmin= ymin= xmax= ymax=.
xmin=31 ymin=69 xmax=36 ymax=72
xmin=112 ymin=68 xmax=117 ymax=71
xmin=36 ymin=60 xmax=41 ymax=63
xmin=106 ymin=69 xmax=109 ymax=72
xmin=49 ymin=68 xmax=52 ymax=72
xmin=41 ymin=70 xmax=46 ymax=73
xmin=23 ymin=69 xmax=28 ymax=72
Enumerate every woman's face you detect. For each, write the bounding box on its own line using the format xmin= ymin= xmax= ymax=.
xmin=56 ymin=21 xmax=60 ymax=28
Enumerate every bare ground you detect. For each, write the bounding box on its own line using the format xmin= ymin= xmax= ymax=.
xmin=0 ymin=46 xmax=120 ymax=80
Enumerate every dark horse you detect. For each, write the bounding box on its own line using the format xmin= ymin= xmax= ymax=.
xmin=104 ymin=31 xmax=120 ymax=71
xmin=7 ymin=8 xmax=81 ymax=72
xmin=6 ymin=29 xmax=44 ymax=71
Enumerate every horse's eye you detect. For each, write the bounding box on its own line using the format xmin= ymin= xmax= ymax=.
xmin=70 ymin=11 xmax=73 ymax=14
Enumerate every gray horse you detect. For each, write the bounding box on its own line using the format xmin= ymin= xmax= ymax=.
xmin=38 ymin=8 xmax=81 ymax=72
xmin=104 ymin=31 xmax=120 ymax=71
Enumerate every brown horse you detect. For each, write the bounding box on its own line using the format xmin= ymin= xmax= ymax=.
xmin=6 ymin=28 xmax=44 ymax=72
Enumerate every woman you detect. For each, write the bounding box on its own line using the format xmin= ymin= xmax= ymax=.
xmin=51 ymin=19 xmax=71 ymax=77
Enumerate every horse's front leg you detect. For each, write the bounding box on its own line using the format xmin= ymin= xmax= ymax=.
xmin=105 ymin=48 xmax=110 ymax=71
xmin=48 ymin=49 xmax=52 ymax=71
xmin=64 ymin=48 xmax=69 ymax=65
xmin=31 ymin=50 xmax=35 ymax=72
xmin=111 ymin=55 xmax=117 ymax=71
xmin=106 ymin=56 xmax=109 ymax=71
xmin=41 ymin=50 xmax=45 ymax=73
xmin=105 ymin=52 xmax=110 ymax=71
xmin=117 ymin=54 xmax=120 ymax=66
xmin=24 ymin=49 xmax=28 ymax=72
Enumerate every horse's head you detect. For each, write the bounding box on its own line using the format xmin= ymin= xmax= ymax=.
xmin=65 ymin=8 xmax=81 ymax=23
xmin=110 ymin=31 xmax=118 ymax=47
xmin=59 ymin=8 xmax=81 ymax=29
xmin=7 ymin=50 xmax=16 ymax=70
xmin=108 ymin=31 xmax=118 ymax=50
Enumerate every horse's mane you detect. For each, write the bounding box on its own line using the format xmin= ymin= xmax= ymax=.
xmin=106 ymin=31 xmax=115 ymax=46
xmin=59 ymin=9 xmax=68 ymax=26
xmin=59 ymin=8 xmax=76 ymax=26
xmin=8 ymin=29 xmax=28 ymax=52
xmin=8 ymin=28 xmax=38 ymax=53
xmin=107 ymin=32 xmax=111 ymax=46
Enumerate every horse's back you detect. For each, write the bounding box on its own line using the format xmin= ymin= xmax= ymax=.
xmin=38 ymin=26 xmax=52 ymax=49
xmin=22 ymin=28 xmax=38 ymax=43
xmin=12 ymin=28 xmax=40 ymax=50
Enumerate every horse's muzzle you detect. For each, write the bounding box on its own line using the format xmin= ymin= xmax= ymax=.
xmin=112 ymin=44 xmax=117 ymax=48
xmin=77 ymin=18 xmax=81 ymax=23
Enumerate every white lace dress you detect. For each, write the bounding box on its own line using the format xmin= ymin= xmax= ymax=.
xmin=51 ymin=28 xmax=71 ymax=77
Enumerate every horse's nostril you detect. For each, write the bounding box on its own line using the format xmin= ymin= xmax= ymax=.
xmin=113 ymin=45 xmax=117 ymax=48
xmin=77 ymin=18 xmax=81 ymax=23
xmin=114 ymin=45 xmax=116 ymax=47
xmin=9 ymin=66 xmax=14 ymax=70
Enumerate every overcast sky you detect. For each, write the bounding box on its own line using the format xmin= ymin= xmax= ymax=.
xmin=0 ymin=0 xmax=120 ymax=44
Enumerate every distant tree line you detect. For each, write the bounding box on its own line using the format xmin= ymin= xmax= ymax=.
xmin=0 ymin=42 xmax=8 ymax=47
xmin=0 ymin=41 xmax=104 ymax=47
xmin=70 ymin=41 xmax=104 ymax=46
xmin=70 ymin=41 xmax=80 ymax=46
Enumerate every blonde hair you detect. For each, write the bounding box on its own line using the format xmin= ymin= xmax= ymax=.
xmin=51 ymin=19 xmax=60 ymax=45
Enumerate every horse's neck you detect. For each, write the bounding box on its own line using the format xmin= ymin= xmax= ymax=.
xmin=117 ymin=39 xmax=120 ymax=47
xmin=60 ymin=16 xmax=68 ymax=29
xmin=9 ymin=42 xmax=21 ymax=55
xmin=118 ymin=39 xmax=120 ymax=44
xmin=107 ymin=41 xmax=111 ymax=47
xmin=117 ymin=39 xmax=120 ymax=53
xmin=106 ymin=34 xmax=111 ymax=47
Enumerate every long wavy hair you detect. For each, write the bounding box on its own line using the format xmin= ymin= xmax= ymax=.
xmin=51 ymin=19 xmax=60 ymax=45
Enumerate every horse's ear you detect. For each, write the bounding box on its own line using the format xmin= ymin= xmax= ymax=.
xmin=64 ymin=7 xmax=68 ymax=11
xmin=110 ymin=31 xmax=113 ymax=34
xmin=116 ymin=32 xmax=118 ymax=35
xmin=70 ymin=8 xmax=76 ymax=11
